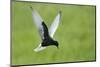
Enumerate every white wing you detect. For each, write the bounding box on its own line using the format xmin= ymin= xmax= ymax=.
xmin=34 ymin=43 xmax=46 ymax=52
xmin=30 ymin=7 xmax=46 ymax=52
xmin=31 ymin=7 xmax=44 ymax=39
xmin=49 ymin=11 xmax=61 ymax=38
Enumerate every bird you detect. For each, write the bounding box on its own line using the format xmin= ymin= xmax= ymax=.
xmin=30 ymin=7 xmax=61 ymax=52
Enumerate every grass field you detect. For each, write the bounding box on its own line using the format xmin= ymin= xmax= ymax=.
xmin=12 ymin=1 xmax=96 ymax=65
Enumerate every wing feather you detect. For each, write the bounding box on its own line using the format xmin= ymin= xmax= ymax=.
xmin=31 ymin=7 xmax=44 ymax=39
xmin=49 ymin=11 xmax=61 ymax=38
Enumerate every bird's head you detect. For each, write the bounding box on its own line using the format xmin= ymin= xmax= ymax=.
xmin=54 ymin=41 xmax=59 ymax=48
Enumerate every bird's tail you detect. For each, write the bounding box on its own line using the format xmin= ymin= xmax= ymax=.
xmin=34 ymin=46 xmax=46 ymax=52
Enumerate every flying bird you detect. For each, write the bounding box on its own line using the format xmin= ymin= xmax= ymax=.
xmin=30 ymin=7 xmax=61 ymax=52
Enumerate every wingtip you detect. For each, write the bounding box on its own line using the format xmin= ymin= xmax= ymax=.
xmin=34 ymin=49 xmax=39 ymax=52
xmin=34 ymin=48 xmax=40 ymax=52
xmin=30 ymin=7 xmax=37 ymax=12
xmin=34 ymin=47 xmax=46 ymax=52
xmin=30 ymin=6 xmax=33 ymax=10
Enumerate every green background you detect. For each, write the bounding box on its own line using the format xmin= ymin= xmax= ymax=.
xmin=12 ymin=1 xmax=96 ymax=65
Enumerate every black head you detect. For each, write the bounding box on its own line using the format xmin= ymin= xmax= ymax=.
xmin=53 ymin=41 xmax=59 ymax=48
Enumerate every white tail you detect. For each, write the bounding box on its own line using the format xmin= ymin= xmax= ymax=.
xmin=34 ymin=46 xmax=46 ymax=52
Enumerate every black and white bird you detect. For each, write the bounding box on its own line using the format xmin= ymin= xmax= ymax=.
xmin=30 ymin=7 xmax=61 ymax=52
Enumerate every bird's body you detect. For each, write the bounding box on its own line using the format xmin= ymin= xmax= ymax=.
xmin=30 ymin=7 xmax=61 ymax=52
xmin=41 ymin=22 xmax=58 ymax=47
xmin=42 ymin=38 xmax=58 ymax=47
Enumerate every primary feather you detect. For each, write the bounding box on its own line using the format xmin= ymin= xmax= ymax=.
xmin=49 ymin=11 xmax=61 ymax=38
xmin=31 ymin=7 xmax=44 ymax=40
xmin=34 ymin=44 xmax=46 ymax=52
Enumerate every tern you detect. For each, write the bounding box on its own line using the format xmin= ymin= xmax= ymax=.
xmin=30 ymin=7 xmax=61 ymax=52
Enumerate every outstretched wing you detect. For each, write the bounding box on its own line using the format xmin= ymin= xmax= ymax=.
xmin=34 ymin=43 xmax=46 ymax=52
xmin=49 ymin=11 xmax=61 ymax=38
xmin=30 ymin=7 xmax=44 ymax=40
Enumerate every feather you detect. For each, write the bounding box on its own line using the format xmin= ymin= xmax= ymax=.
xmin=49 ymin=11 xmax=61 ymax=38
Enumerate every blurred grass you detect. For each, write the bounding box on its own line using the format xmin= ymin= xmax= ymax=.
xmin=12 ymin=1 xmax=96 ymax=65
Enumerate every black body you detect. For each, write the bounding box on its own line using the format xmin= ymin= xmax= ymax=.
xmin=41 ymin=22 xmax=58 ymax=48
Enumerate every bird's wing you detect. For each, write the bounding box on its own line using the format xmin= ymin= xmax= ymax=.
xmin=49 ymin=11 xmax=61 ymax=38
xmin=31 ymin=7 xmax=44 ymax=40
xmin=34 ymin=43 xmax=46 ymax=52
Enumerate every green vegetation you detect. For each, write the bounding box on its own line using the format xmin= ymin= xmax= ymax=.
xmin=12 ymin=1 xmax=96 ymax=65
